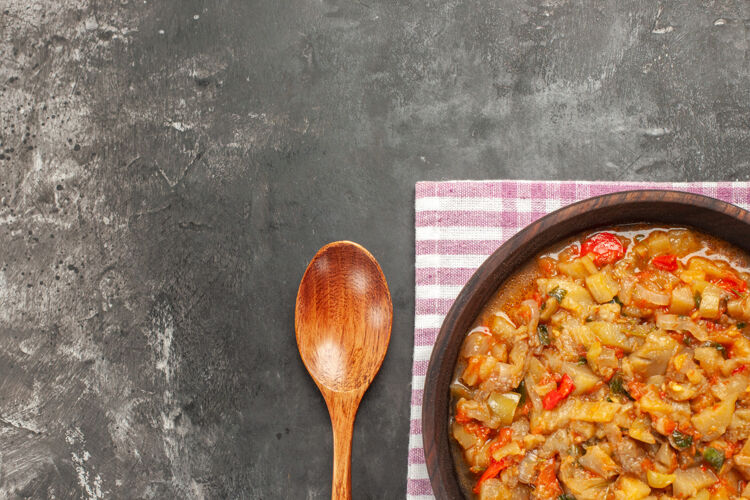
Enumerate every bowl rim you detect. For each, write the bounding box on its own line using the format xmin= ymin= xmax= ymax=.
xmin=421 ymin=189 xmax=750 ymax=499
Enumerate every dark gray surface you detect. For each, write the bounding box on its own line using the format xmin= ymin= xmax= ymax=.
xmin=0 ymin=0 xmax=748 ymax=498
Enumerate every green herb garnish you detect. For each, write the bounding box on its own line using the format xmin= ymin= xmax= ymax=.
xmin=578 ymin=356 xmax=587 ymax=365
xmin=702 ymin=341 xmax=727 ymax=358
xmin=738 ymin=322 xmax=746 ymax=329
xmin=610 ymin=295 xmax=623 ymax=306
xmin=671 ymin=429 xmax=693 ymax=450
xmin=558 ymin=494 xmax=576 ymax=500
xmin=609 ymin=375 xmax=634 ymax=400
xmin=538 ymin=324 xmax=550 ymax=346
xmin=694 ymin=291 xmax=702 ymax=308
xmin=549 ymin=286 xmax=567 ymax=303
xmin=703 ymin=446 xmax=725 ymax=471
xmin=516 ymin=380 xmax=527 ymax=406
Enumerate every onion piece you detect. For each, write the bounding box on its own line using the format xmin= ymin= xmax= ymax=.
xmin=673 ymin=467 xmax=718 ymax=497
xmin=524 ymin=374 xmax=542 ymax=412
xmin=460 ymin=328 xmax=493 ymax=358
xmin=518 ymin=449 xmax=540 ymax=485
xmin=579 ymin=445 xmax=620 ymax=479
xmin=619 ymin=275 xmax=636 ymax=305
xmin=633 ymin=284 xmax=671 ymax=306
xmin=522 ymin=299 xmax=540 ymax=339
xmin=655 ymin=313 xmax=709 ymax=341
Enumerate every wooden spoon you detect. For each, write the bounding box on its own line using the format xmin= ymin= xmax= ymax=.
xmin=295 ymin=241 xmax=393 ymax=500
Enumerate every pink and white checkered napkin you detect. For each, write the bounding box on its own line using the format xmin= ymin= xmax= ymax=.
xmin=407 ymin=180 xmax=750 ymax=499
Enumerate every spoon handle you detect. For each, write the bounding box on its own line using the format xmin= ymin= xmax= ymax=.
xmin=327 ymin=392 xmax=360 ymax=500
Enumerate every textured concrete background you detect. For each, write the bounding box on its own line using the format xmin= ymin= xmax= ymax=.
xmin=1 ymin=0 xmax=749 ymax=498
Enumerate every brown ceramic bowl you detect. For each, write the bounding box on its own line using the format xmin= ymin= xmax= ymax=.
xmin=421 ymin=189 xmax=750 ymax=499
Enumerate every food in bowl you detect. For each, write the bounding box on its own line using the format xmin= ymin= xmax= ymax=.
xmin=450 ymin=225 xmax=750 ymax=499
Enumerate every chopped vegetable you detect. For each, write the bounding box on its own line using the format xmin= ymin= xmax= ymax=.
xmin=581 ymin=232 xmax=625 ymax=266
xmin=652 ymin=253 xmax=678 ymax=271
xmin=543 ymin=374 xmax=575 ymax=410
xmin=579 ymin=445 xmax=619 ymax=478
xmin=571 ymin=401 xmax=620 ymax=422
xmin=646 ymin=469 xmax=675 ymax=488
xmin=628 ymin=419 xmax=656 ymax=444
xmin=494 ymin=427 xmax=513 ymax=448
xmin=476 ymin=478 xmax=511 ymax=499
xmin=670 ymin=429 xmax=693 ymax=450
xmin=535 ymin=458 xmax=563 ymax=499
xmin=702 ymin=340 xmax=727 ymax=358
xmin=633 ymin=284 xmax=671 ymax=307
xmin=487 ymin=393 xmax=520 ymax=426
xmin=558 ymin=255 xmax=597 ymax=279
xmin=613 ymin=476 xmax=650 ymax=500
xmin=698 ymin=283 xmax=724 ymax=319
xmin=549 ymin=286 xmax=568 ymax=303
xmin=702 ymin=446 xmax=725 ymax=471
xmin=452 ymin=421 xmax=478 ymax=448
xmin=515 ymin=380 xmax=527 ymax=406
xmin=490 ymin=441 xmax=523 ymax=461
xmin=488 ymin=313 xmax=517 ymax=341
xmin=690 ymin=394 xmax=738 ymax=440
xmin=728 ymin=295 xmax=750 ymax=321
xmin=585 ymin=271 xmax=620 ymax=303
xmin=558 ymin=494 xmax=576 ymax=500
xmin=588 ymin=321 xmax=630 ymax=351
xmin=538 ymin=324 xmax=551 ymax=346
xmin=672 ymin=467 xmax=717 ymax=498
xmin=628 ymin=331 xmax=679 ymax=378
xmin=670 ymin=285 xmax=695 ymax=314
xmin=473 ymin=457 xmax=512 ymax=494
xmin=645 ymin=231 xmax=672 ymax=256
xmin=563 ymin=363 xmax=599 ymax=394
xmin=559 ymin=455 xmax=610 ymax=498
xmin=609 ymin=375 xmax=634 ymax=400
xmin=712 ymin=272 xmax=747 ymax=297
xmin=655 ymin=312 xmax=709 ymax=341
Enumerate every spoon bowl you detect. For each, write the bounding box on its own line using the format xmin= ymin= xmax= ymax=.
xmin=295 ymin=241 xmax=392 ymax=499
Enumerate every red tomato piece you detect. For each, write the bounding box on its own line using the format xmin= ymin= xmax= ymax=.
xmin=538 ymin=256 xmax=558 ymax=277
xmin=535 ymin=458 xmax=562 ymax=499
xmin=464 ymin=421 xmax=492 ymax=441
xmin=454 ymin=406 xmax=473 ymax=424
xmin=473 ymin=457 xmax=512 ymax=494
xmin=488 ymin=429 xmax=513 ymax=456
xmin=627 ymin=380 xmax=645 ymax=400
xmin=663 ymin=418 xmax=677 ymax=434
xmin=542 ymin=374 xmax=575 ymax=410
xmin=495 ymin=427 xmax=513 ymax=448
xmin=581 ymin=232 xmax=625 ymax=266
xmin=652 ymin=254 xmax=678 ymax=272
xmin=712 ymin=273 xmax=748 ymax=297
